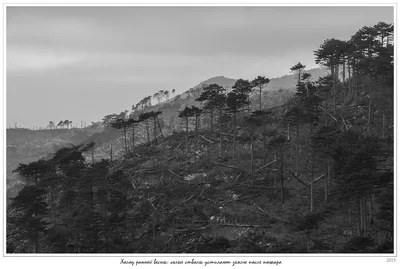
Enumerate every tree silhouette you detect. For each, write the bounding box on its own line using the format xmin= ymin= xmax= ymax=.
xmin=196 ymin=83 xmax=225 ymax=133
xmin=153 ymin=92 xmax=160 ymax=104
xmin=178 ymin=106 xmax=192 ymax=133
xmin=102 ymin=114 xmax=117 ymax=128
xmin=251 ymin=76 xmax=270 ymax=111
xmin=226 ymin=80 xmax=251 ymax=157
xmin=62 ymin=120 xmax=69 ymax=129
xmin=290 ymin=62 xmax=306 ymax=86
xmin=111 ymin=119 xmax=130 ymax=154
xmin=231 ymin=79 xmax=252 ymax=116
xmin=314 ymin=38 xmax=343 ymax=115
xmin=147 ymin=111 xmax=164 ymax=144
xmin=127 ymin=118 xmax=140 ymax=150
xmin=57 ymin=120 xmax=64 ymax=129
xmin=9 ymin=186 xmax=48 ymax=253
xmin=139 ymin=112 xmax=152 ymax=143
xmin=190 ymin=106 xmax=203 ymax=133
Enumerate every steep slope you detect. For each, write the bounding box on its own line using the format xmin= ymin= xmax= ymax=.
xmin=7 ymin=68 xmax=329 ymax=184
xmin=83 ymin=68 xmax=328 ymax=158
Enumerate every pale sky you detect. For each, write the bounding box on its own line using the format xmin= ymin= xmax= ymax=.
xmin=6 ymin=6 xmax=393 ymax=128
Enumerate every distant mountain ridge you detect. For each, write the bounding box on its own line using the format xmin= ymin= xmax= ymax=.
xmin=185 ymin=67 xmax=329 ymax=95
xmin=7 ymin=67 xmax=329 ymax=188
xmin=191 ymin=76 xmax=237 ymax=89
xmin=266 ymin=67 xmax=329 ymax=91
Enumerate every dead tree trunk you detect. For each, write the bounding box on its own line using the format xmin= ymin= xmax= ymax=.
xmin=156 ymin=117 xmax=164 ymax=138
xmin=110 ymin=141 xmax=113 ymax=162
xmin=219 ymin=108 xmax=223 ymax=155
xmin=250 ymin=133 xmax=254 ymax=178
xmin=263 ymin=134 xmax=267 ymax=165
xmin=145 ymin=119 xmax=150 ymax=143
xmin=210 ymin=107 xmax=214 ymax=133
xmin=348 ymin=60 xmax=352 ymax=98
xmin=280 ymin=146 xmax=284 ymax=204
xmin=324 ymin=157 xmax=328 ymax=202
xmin=233 ymin=111 xmax=237 ymax=159
xmin=296 ymin=124 xmax=300 ymax=174
xmin=343 ymin=56 xmax=346 ymax=93
xmin=153 ymin=117 xmax=157 ymax=144
xmin=310 ymin=156 xmax=315 ymax=213
xmin=332 ymin=65 xmax=337 ymax=115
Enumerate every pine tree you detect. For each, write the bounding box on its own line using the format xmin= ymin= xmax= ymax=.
xmin=290 ymin=62 xmax=306 ymax=86
xmin=231 ymin=79 xmax=252 ymax=117
xmin=127 ymin=118 xmax=140 ymax=150
xmin=111 ymin=119 xmax=130 ymax=154
xmin=178 ymin=106 xmax=192 ymax=133
xmin=197 ymin=86 xmax=229 ymax=154
xmin=251 ymin=76 xmax=270 ymax=111
xmin=139 ymin=112 xmax=152 ymax=143
xmin=196 ymin=84 xmax=218 ymax=132
xmin=9 ymin=186 xmax=48 ymax=253
xmin=314 ymin=38 xmax=343 ymax=115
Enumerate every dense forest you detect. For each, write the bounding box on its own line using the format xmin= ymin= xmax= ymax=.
xmin=7 ymin=22 xmax=394 ymax=253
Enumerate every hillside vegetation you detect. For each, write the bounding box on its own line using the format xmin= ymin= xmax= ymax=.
xmin=6 ymin=22 xmax=393 ymax=254
xmin=6 ymin=127 xmax=103 ymax=198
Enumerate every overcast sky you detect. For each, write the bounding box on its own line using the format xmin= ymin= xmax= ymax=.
xmin=6 ymin=6 xmax=393 ymax=128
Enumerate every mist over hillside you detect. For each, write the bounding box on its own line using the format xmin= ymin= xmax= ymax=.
xmin=6 ymin=67 xmax=330 ymax=172
xmin=187 ymin=67 xmax=329 ymax=94
xmin=6 ymin=127 xmax=104 ymax=197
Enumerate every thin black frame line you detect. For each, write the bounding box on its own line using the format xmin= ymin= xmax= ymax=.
xmin=2 ymin=3 xmax=397 ymax=258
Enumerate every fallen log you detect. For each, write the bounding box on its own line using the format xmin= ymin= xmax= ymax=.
xmin=215 ymin=223 xmax=269 ymax=228
xmin=233 ymin=172 xmax=243 ymax=184
xmin=253 ymin=203 xmax=292 ymax=224
xmin=254 ymin=160 xmax=276 ymax=173
xmin=222 ymin=194 xmax=261 ymax=204
xmin=168 ymin=169 xmax=183 ymax=179
xmin=339 ymin=113 xmax=349 ymax=130
xmin=199 ymin=135 xmax=214 ymax=144
xmin=211 ymin=161 xmax=238 ymax=169
xmin=295 ymin=174 xmax=325 ymax=194
xmin=174 ymin=226 xmax=209 ymax=232
xmin=169 ymin=195 xmax=194 ymax=213
xmin=193 ymin=189 xmax=205 ymax=204
xmin=288 ymin=170 xmax=309 ymax=188
xmin=318 ymin=105 xmax=338 ymax=122
xmin=200 ymin=195 xmax=218 ymax=204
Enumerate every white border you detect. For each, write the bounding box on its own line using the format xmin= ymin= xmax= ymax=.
xmin=0 ymin=1 xmax=398 ymax=268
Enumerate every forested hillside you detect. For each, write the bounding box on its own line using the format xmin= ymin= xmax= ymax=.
xmin=6 ymin=127 xmax=103 ymax=199
xmin=7 ymin=22 xmax=394 ymax=253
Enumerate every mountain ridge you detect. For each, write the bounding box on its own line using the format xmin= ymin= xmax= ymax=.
xmin=185 ymin=67 xmax=329 ymax=94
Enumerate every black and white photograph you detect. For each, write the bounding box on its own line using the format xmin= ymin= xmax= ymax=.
xmin=1 ymin=0 xmax=397 ymax=266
